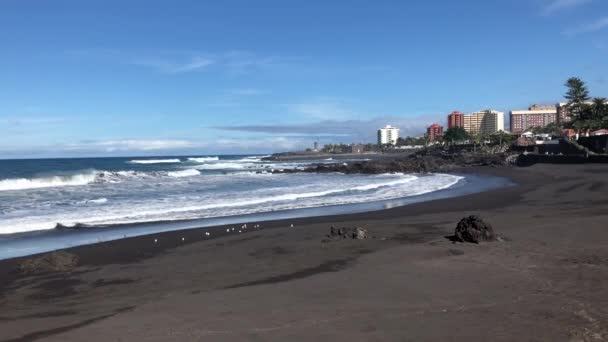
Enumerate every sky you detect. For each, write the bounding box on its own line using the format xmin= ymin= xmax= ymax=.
xmin=0 ymin=0 xmax=607 ymax=158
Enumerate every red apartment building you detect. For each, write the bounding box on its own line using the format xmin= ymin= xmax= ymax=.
xmin=427 ymin=123 xmax=444 ymax=142
xmin=447 ymin=111 xmax=464 ymax=128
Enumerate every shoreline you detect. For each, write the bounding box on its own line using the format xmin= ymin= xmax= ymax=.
xmin=0 ymin=170 xmax=510 ymax=261
xmin=2 ymin=164 xmax=608 ymax=341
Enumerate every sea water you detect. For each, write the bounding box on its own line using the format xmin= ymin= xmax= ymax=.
xmin=0 ymin=155 xmax=510 ymax=259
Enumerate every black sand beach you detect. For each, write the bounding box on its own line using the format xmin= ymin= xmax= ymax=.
xmin=1 ymin=164 xmax=608 ymax=341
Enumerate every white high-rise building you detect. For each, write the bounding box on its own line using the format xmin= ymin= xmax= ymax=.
xmin=377 ymin=125 xmax=400 ymax=145
xmin=463 ymin=110 xmax=505 ymax=135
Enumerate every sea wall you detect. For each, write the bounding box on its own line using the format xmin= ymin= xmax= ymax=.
xmin=579 ymin=136 xmax=608 ymax=154
xmin=517 ymin=154 xmax=608 ymax=167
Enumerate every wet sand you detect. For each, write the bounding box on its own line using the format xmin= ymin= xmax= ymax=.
xmin=1 ymin=164 xmax=607 ymax=341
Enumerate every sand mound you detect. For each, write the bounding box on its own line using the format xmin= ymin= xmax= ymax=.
xmin=18 ymin=251 xmax=79 ymax=274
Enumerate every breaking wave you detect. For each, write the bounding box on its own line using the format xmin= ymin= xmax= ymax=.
xmin=167 ymin=169 xmax=201 ymax=178
xmin=129 ymin=159 xmax=181 ymax=164
xmin=187 ymin=157 xmax=219 ymax=163
xmin=193 ymin=162 xmax=250 ymax=170
xmin=0 ymin=173 xmax=98 ymax=191
xmin=0 ymin=169 xmax=204 ymax=191
xmin=0 ymin=173 xmax=469 ymax=236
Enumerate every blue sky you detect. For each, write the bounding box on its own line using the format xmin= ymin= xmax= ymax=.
xmin=1 ymin=0 xmax=607 ymax=158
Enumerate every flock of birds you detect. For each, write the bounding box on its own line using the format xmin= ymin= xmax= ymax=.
xmin=152 ymin=222 xmax=296 ymax=244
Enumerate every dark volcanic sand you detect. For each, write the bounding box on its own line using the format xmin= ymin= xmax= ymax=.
xmin=1 ymin=164 xmax=608 ymax=341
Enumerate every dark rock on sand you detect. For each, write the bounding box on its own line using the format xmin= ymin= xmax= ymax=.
xmin=453 ymin=215 xmax=496 ymax=243
xmin=18 ymin=251 xmax=80 ymax=274
xmin=326 ymin=226 xmax=369 ymax=240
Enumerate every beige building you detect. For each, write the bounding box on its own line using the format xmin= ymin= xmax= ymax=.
xmin=463 ymin=110 xmax=505 ymax=135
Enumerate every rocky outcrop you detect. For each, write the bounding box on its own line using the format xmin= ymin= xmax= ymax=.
xmin=326 ymin=226 xmax=369 ymax=240
xmin=453 ymin=215 xmax=496 ymax=243
xmin=277 ymin=150 xmax=509 ymax=175
xmin=18 ymin=251 xmax=80 ymax=274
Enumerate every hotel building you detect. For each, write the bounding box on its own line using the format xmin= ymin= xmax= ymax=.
xmin=447 ymin=111 xmax=465 ymax=129
xmin=556 ymin=102 xmax=589 ymax=124
xmin=463 ymin=110 xmax=505 ymax=135
xmin=510 ymin=105 xmax=558 ymax=134
xmin=426 ymin=123 xmax=444 ymax=142
xmin=377 ymin=125 xmax=400 ymax=145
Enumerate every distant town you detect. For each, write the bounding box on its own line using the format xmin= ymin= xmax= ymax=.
xmin=302 ymin=77 xmax=607 ymax=155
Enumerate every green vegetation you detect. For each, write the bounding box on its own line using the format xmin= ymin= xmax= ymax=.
xmin=321 ymin=144 xmax=351 ymax=153
xmin=529 ymin=122 xmax=561 ymax=135
xmin=564 ymin=77 xmax=608 ymax=132
xmin=396 ymin=136 xmax=427 ymax=146
xmin=489 ymin=131 xmax=514 ymax=146
xmin=443 ymin=127 xmax=469 ymax=144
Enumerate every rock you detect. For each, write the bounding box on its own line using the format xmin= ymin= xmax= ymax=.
xmin=18 ymin=251 xmax=79 ymax=274
xmin=453 ymin=215 xmax=496 ymax=243
xmin=327 ymin=226 xmax=368 ymax=240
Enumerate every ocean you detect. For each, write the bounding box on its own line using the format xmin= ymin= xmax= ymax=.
xmin=0 ymin=155 xmax=509 ymax=259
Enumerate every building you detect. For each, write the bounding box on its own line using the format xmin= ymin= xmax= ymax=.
xmin=349 ymin=143 xmax=365 ymax=153
xmin=447 ymin=111 xmax=465 ymax=129
xmin=377 ymin=125 xmax=400 ymax=145
xmin=556 ymin=102 xmax=594 ymax=124
xmin=463 ymin=110 xmax=505 ymax=135
xmin=510 ymin=105 xmax=558 ymax=134
xmin=426 ymin=123 xmax=444 ymax=142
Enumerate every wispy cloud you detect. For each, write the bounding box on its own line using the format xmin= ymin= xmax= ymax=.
xmin=0 ymin=117 xmax=65 ymax=127
xmin=564 ymin=16 xmax=608 ymax=36
xmin=228 ymin=88 xmax=271 ymax=96
xmin=542 ymin=0 xmax=593 ymax=16
xmin=132 ymin=56 xmax=215 ymax=73
xmin=213 ymin=114 xmax=444 ymax=142
xmin=65 ymin=139 xmax=196 ymax=152
xmin=69 ymin=48 xmax=291 ymax=75
xmin=285 ymin=98 xmax=363 ymax=121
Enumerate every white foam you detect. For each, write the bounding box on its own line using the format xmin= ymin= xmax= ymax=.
xmin=194 ymin=162 xmax=249 ymax=170
xmin=187 ymin=157 xmax=219 ymax=163
xmin=0 ymin=173 xmax=465 ymax=235
xmin=0 ymin=173 xmax=98 ymax=191
xmin=129 ymin=159 xmax=181 ymax=164
xmin=86 ymin=198 xmax=108 ymax=204
xmin=168 ymin=169 xmax=201 ymax=178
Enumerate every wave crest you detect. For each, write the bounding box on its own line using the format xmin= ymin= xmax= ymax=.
xmin=167 ymin=169 xmax=201 ymax=178
xmin=129 ymin=159 xmax=181 ymax=164
xmin=0 ymin=173 xmax=98 ymax=191
xmin=187 ymin=157 xmax=219 ymax=163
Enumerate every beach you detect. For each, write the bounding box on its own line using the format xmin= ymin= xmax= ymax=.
xmin=1 ymin=163 xmax=608 ymax=341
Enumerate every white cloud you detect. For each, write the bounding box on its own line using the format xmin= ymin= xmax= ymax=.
xmin=542 ymin=0 xmax=593 ymax=15
xmin=564 ymin=16 xmax=608 ymax=36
